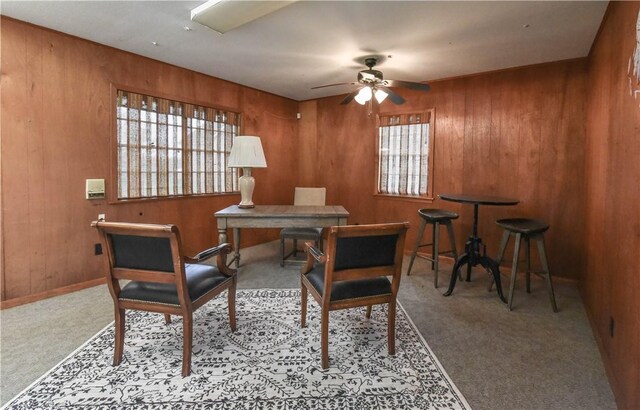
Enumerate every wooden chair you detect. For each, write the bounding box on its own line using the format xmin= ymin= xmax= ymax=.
xmin=280 ymin=187 xmax=326 ymax=266
xmin=300 ymin=222 xmax=409 ymax=369
xmin=92 ymin=221 xmax=237 ymax=377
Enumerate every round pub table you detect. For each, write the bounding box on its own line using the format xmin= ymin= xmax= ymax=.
xmin=438 ymin=193 xmax=519 ymax=303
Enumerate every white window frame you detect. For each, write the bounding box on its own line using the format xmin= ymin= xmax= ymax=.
xmin=114 ymin=88 xmax=240 ymax=200
xmin=375 ymin=109 xmax=435 ymax=199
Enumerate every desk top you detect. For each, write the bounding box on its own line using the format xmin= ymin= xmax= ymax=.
xmin=215 ymin=205 xmax=349 ymax=218
xmin=439 ymin=193 xmax=519 ymax=206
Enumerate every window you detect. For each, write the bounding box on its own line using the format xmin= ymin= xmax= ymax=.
xmin=376 ymin=110 xmax=434 ymax=198
xmin=116 ymin=90 xmax=240 ymax=199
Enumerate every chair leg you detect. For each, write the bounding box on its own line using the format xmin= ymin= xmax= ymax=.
xmin=508 ymin=233 xmax=522 ymax=311
xmin=489 ymin=230 xmax=511 ymax=292
xmin=365 ymin=305 xmax=372 ymax=318
xmin=280 ymin=237 xmax=285 ymax=267
xmin=445 ymin=221 xmax=462 ymax=281
xmin=182 ymin=312 xmax=193 ymax=377
xmin=388 ymin=301 xmax=397 ymax=356
xmin=300 ymin=281 xmax=308 ymax=328
xmin=535 ymin=234 xmax=558 ymax=312
xmin=228 ymin=278 xmax=237 ymax=332
xmin=113 ymin=308 xmax=125 ymax=366
xmin=433 ymin=221 xmax=440 ymax=287
xmin=321 ymin=307 xmax=329 ymax=369
xmin=407 ymin=217 xmax=427 ymax=276
xmin=164 ymin=314 xmax=171 ymax=325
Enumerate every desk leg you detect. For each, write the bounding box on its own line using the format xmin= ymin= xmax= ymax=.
xmin=218 ymin=229 xmax=228 ymax=245
xmin=233 ymin=228 xmax=240 ymax=268
xmin=444 ymin=254 xmax=468 ymax=296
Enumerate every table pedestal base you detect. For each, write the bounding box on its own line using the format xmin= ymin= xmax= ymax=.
xmin=444 ymin=236 xmax=507 ymax=303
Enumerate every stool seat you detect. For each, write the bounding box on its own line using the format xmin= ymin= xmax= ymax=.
xmin=418 ymin=208 xmax=459 ymax=222
xmin=496 ymin=218 xmax=549 ymax=235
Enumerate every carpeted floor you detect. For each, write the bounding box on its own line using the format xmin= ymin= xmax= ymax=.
xmin=0 ymin=241 xmax=616 ymax=409
xmin=3 ymin=289 xmax=470 ymax=409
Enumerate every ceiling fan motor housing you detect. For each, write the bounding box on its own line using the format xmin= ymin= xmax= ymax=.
xmin=358 ymin=69 xmax=384 ymax=84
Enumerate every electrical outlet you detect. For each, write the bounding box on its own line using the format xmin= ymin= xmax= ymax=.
xmin=95 ymin=243 xmax=103 ymax=255
xmin=98 ymin=213 xmax=106 ymax=221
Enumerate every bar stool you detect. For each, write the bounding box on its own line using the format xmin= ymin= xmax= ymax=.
xmin=406 ymin=208 xmax=460 ymax=288
xmin=491 ymin=218 xmax=558 ymax=312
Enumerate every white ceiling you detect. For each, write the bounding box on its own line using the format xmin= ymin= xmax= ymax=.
xmin=1 ymin=1 xmax=608 ymax=101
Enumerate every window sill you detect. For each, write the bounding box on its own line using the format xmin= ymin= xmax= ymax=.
xmin=108 ymin=192 xmax=239 ymax=205
xmin=373 ymin=193 xmax=435 ymax=204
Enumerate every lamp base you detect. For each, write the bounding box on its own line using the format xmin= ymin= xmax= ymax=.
xmin=237 ymin=169 xmax=256 ymax=208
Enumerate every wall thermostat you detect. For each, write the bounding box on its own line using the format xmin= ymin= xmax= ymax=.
xmin=86 ymin=179 xmax=106 ymax=199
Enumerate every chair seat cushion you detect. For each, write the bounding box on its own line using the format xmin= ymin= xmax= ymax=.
xmin=280 ymin=227 xmax=322 ymax=239
xmin=305 ymin=264 xmax=391 ymax=301
xmin=119 ymin=263 xmax=230 ymax=306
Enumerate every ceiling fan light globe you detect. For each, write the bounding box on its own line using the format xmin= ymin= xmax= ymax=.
xmin=354 ymin=86 xmax=372 ymax=105
xmin=374 ymin=89 xmax=388 ymax=103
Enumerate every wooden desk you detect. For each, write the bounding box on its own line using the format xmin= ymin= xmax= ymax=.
xmin=214 ymin=205 xmax=349 ymax=267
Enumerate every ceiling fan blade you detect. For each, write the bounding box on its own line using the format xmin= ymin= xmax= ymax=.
xmin=340 ymin=89 xmax=361 ymax=105
xmin=385 ymin=79 xmax=431 ymax=92
xmin=311 ymin=82 xmax=353 ymax=90
xmin=378 ymin=86 xmax=406 ymax=105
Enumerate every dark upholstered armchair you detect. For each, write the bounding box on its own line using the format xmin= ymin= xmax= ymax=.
xmin=300 ymin=222 xmax=409 ymax=369
xmin=92 ymin=221 xmax=237 ymax=377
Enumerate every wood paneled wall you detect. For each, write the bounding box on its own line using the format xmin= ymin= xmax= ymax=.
xmin=0 ymin=17 xmax=298 ymax=303
xmin=3 ymin=10 xmax=639 ymax=408
xmin=300 ymin=59 xmax=587 ymax=281
xmin=584 ymin=2 xmax=640 ymax=409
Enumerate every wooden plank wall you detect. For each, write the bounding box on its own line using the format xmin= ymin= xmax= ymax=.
xmin=0 ymin=17 xmax=298 ymax=303
xmin=299 ymin=59 xmax=588 ymax=281
xmin=584 ymin=2 xmax=640 ymax=409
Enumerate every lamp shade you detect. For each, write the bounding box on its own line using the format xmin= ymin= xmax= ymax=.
xmin=227 ymin=136 xmax=267 ymax=168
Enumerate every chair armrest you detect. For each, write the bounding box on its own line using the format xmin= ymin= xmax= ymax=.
xmin=301 ymin=241 xmax=326 ymax=274
xmin=185 ymin=243 xmax=232 ymax=263
xmin=186 ymin=243 xmax=237 ymax=277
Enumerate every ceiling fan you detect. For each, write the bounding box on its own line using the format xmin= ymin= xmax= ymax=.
xmin=312 ymin=57 xmax=431 ymax=107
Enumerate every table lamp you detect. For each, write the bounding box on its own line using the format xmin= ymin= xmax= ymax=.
xmin=227 ymin=136 xmax=267 ymax=208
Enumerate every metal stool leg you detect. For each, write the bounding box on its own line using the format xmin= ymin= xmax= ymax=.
xmin=489 ymin=230 xmax=511 ymax=291
xmin=508 ymin=233 xmax=522 ymax=311
xmin=534 ymin=233 xmax=558 ymax=312
xmin=445 ymin=221 xmax=462 ymax=281
xmin=407 ymin=217 xmax=427 ymax=276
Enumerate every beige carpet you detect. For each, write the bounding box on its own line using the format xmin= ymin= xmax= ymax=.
xmin=0 ymin=241 xmax=616 ymax=409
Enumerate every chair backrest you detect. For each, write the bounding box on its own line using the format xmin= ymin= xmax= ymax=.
xmin=92 ymin=221 xmax=186 ymax=295
xmin=294 ymin=187 xmax=326 ymax=206
xmin=324 ymin=222 xmax=409 ymax=287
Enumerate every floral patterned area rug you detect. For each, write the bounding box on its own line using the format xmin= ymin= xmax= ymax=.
xmin=4 ymin=289 xmax=470 ymax=409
